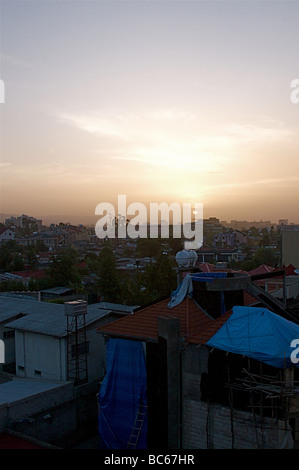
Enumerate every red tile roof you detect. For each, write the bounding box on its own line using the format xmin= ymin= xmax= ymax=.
xmin=279 ymin=264 xmax=297 ymax=276
xmin=97 ymin=297 xmax=213 ymax=342
xmin=198 ymin=263 xmax=216 ymax=272
xmin=248 ymin=264 xmax=275 ymax=276
xmin=9 ymin=270 xmax=47 ymax=280
xmin=187 ymin=309 xmax=234 ymax=345
xmin=97 ymin=288 xmax=266 ymax=346
xmin=243 ymin=290 xmax=259 ymax=306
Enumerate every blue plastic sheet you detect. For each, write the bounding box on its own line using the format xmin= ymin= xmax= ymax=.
xmin=168 ymin=272 xmax=227 ymax=308
xmin=192 ymin=272 xmax=227 ymax=281
xmin=207 ymin=306 xmax=299 ymax=369
xmin=168 ymin=274 xmax=193 ymax=308
xmin=98 ymin=338 xmax=147 ymax=449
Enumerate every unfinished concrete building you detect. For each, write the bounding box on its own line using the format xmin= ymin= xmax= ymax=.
xmin=97 ymin=269 xmax=299 ymax=449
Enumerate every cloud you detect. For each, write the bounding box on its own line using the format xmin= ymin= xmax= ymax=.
xmin=1 ymin=54 xmax=34 ymax=70
xmin=0 ymin=162 xmax=13 ymax=170
xmin=56 ymin=113 xmax=129 ymax=140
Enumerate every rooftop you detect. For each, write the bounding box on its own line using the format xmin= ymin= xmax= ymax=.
xmin=97 ymin=297 xmax=213 ymax=342
xmin=0 ymin=296 xmax=111 ymax=337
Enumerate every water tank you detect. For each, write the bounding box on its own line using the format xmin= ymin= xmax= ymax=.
xmin=175 ymin=249 xmax=198 ymax=267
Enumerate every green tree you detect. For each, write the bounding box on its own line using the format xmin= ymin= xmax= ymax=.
xmin=26 ymin=246 xmax=38 ymax=269
xmin=0 ymin=279 xmax=28 ymax=292
xmin=240 ymin=247 xmax=278 ymax=271
xmin=0 ymin=240 xmax=21 ymax=271
xmin=136 ymin=238 xmax=162 ymax=259
xmin=11 ymin=253 xmax=25 ymax=271
xmin=47 ymin=247 xmax=81 ymax=286
xmin=97 ymin=246 xmax=121 ymax=302
xmin=140 ymin=253 xmax=177 ymax=304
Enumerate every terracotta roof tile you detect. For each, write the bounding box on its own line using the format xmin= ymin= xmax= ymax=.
xmin=248 ymin=264 xmax=275 ymax=276
xmin=243 ymin=290 xmax=259 ymax=306
xmin=97 ymin=287 xmax=266 ymax=346
xmin=187 ymin=309 xmax=234 ymax=345
xmin=97 ymin=298 xmax=213 ymax=342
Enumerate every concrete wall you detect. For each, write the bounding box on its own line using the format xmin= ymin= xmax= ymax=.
xmin=86 ymin=324 xmax=106 ymax=382
xmin=15 ymin=331 xmax=67 ymax=381
xmin=0 ymin=379 xmax=100 ymax=447
xmin=282 ymin=231 xmax=299 ymax=268
xmin=183 ymin=398 xmax=292 ymax=449
xmin=14 ymin=317 xmax=115 ymax=384
xmin=181 ymin=344 xmax=294 ymax=449
xmin=0 ymin=381 xmax=74 ymax=433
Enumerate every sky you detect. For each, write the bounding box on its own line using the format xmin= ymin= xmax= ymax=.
xmin=0 ymin=0 xmax=299 ymax=225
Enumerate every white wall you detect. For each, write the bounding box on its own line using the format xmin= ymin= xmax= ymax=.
xmin=0 ymin=325 xmax=15 ymax=368
xmin=14 ymin=321 xmax=108 ymax=383
xmin=0 ymin=230 xmax=15 ymax=241
xmin=15 ymin=331 xmax=67 ymax=381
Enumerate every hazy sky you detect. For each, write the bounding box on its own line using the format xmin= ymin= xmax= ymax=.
xmin=1 ymin=0 xmax=298 ymax=224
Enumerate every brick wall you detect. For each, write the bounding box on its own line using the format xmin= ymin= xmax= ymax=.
xmin=181 ymin=345 xmax=293 ymax=449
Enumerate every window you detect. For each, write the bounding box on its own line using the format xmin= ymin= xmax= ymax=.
xmin=34 ymin=370 xmax=41 ymax=376
xmin=18 ymin=365 xmax=25 ymax=371
xmin=3 ymin=330 xmax=15 ymax=339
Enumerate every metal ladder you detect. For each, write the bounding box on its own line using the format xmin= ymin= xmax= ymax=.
xmin=127 ymin=400 xmax=147 ymax=449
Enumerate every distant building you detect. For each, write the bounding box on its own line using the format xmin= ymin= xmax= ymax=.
xmin=5 ymin=214 xmax=42 ymax=230
xmin=278 ymin=219 xmax=289 ymax=226
xmin=278 ymin=223 xmax=299 ymax=233
xmin=17 ymin=233 xmax=59 ymax=249
xmin=282 ymin=231 xmax=299 ymax=268
xmin=214 ymin=230 xmax=247 ymax=248
xmin=0 ymin=227 xmax=15 ymax=243
xmin=196 ymin=247 xmax=239 ymax=264
xmin=203 ymin=217 xmax=223 ymax=234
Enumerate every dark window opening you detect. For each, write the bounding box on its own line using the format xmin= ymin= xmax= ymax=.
xmin=200 ymin=349 xmax=285 ymax=418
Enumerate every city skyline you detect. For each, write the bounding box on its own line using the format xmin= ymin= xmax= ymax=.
xmin=1 ymin=1 xmax=299 ymax=224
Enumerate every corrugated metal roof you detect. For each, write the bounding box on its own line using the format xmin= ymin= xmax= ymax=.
xmin=0 ymin=296 xmax=111 ymax=337
xmin=95 ymin=302 xmax=140 ymax=313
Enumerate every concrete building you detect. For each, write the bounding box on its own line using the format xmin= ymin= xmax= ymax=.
xmin=5 ymin=214 xmax=42 ymax=230
xmin=214 ymin=230 xmax=248 ymax=248
xmin=17 ymin=233 xmax=59 ymax=249
xmin=0 ymin=228 xmax=15 ymax=244
xmin=196 ymin=247 xmax=239 ymax=264
xmin=0 ymin=297 xmax=137 ymax=383
xmin=282 ymin=231 xmax=299 ymax=268
xmin=97 ymin=271 xmax=299 ymax=449
xmin=0 ymin=297 xmax=139 ymax=448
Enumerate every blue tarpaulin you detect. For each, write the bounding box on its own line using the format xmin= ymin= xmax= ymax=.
xmin=167 ymin=272 xmax=227 ymax=308
xmin=206 ymin=306 xmax=299 ymax=369
xmin=98 ymin=338 xmax=147 ymax=449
